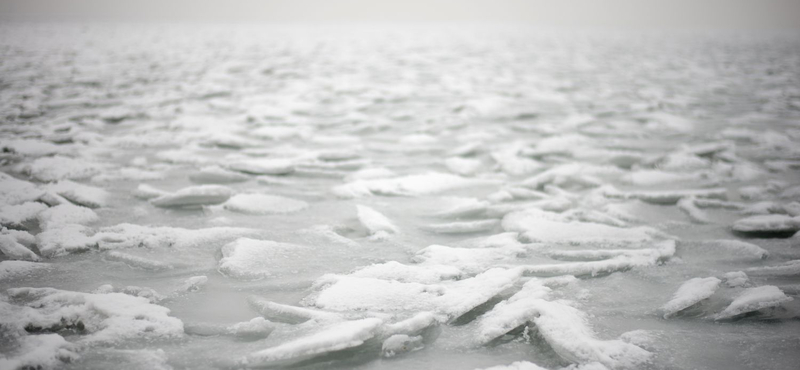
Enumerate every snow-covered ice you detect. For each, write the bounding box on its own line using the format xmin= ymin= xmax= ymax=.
xmin=149 ymin=185 xmax=234 ymax=208
xmin=661 ymin=277 xmax=721 ymax=318
xmin=714 ymin=286 xmax=793 ymax=320
xmin=224 ymin=193 xmax=309 ymax=214
xmin=1 ymin=23 xmax=799 ymax=370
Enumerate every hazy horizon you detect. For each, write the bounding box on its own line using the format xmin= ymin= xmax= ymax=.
xmin=1 ymin=0 xmax=799 ymax=29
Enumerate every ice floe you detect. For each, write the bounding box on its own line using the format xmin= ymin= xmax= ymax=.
xmin=381 ymin=334 xmax=424 ymax=357
xmin=477 ymin=279 xmax=651 ymax=369
xmin=445 ymin=157 xmax=482 ymax=176
xmin=237 ymin=318 xmax=383 ymax=367
xmin=502 ymin=209 xmax=663 ymax=244
xmin=520 ymin=241 xmax=676 ymax=277
xmin=732 ymin=214 xmax=800 ymax=236
xmin=189 ymin=165 xmax=250 ymax=184
xmin=350 ymin=261 xmax=462 ymax=284
xmin=0 ymin=234 xmax=39 ymax=261
xmin=150 ymin=185 xmax=234 ymax=208
xmin=478 ymin=361 xmax=549 ymax=370
xmin=25 ymin=156 xmax=105 ymax=182
xmin=714 ymin=286 xmax=793 ymax=320
xmin=37 ymin=203 xmax=98 ymax=230
xmin=0 ymin=173 xmax=45 ymax=205
xmin=228 ymin=158 xmax=296 ymax=175
xmin=3 ymin=287 xmax=184 ymax=343
xmin=45 ymin=180 xmax=109 ymax=208
xmin=218 ymin=238 xmax=309 ymax=280
xmin=421 ymin=219 xmax=500 ymax=234
xmin=661 ymin=277 xmax=721 ymax=318
xmin=0 ymin=261 xmax=50 ymax=280
xmin=94 ymin=223 xmax=259 ymax=251
xmin=0 ymin=201 xmax=47 ymax=227
xmin=306 ymin=268 xmax=521 ymax=321
xmin=333 ymin=172 xmax=498 ymax=198
xmin=224 ymin=193 xmax=308 ymax=214
xmin=745 ymin=260 xmax=800 ymax=277
xmin=185 ymin=317 xmax=275 ymax=339
xmin=0 ymin=333 xmax=77 ymax=370
xmin=723 ymin=271 xmax=750 ymax=288
xmin=356 ymin=205 xmax=398 ymax=237
xmin=36 ymin=224 xmax=97 ymax=257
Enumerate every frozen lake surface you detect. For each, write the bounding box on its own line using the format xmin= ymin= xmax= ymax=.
xmin=1 ymin=23 xmax=800 ymax=370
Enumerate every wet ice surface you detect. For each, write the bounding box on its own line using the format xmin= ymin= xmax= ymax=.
xmin=1 ymin=23 xmax=800 ymax=370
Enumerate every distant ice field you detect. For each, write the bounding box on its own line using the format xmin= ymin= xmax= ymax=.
xmin=1 ymin=23 xmax=800 ymax=370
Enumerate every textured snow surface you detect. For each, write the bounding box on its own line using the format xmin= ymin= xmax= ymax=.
xmin=1 ymin=23 xmax=800 ymax=370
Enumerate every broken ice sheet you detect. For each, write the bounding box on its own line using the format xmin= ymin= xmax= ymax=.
xmin=1 ymin=23 xmax=799 ymax=370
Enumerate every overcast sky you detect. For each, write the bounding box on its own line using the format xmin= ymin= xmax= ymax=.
xmin=1 ymin=0 xmax=799 ymax=28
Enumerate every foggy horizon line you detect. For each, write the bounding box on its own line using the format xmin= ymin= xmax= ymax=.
xmin=1 ymin=0 xmax=799 ymax=30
